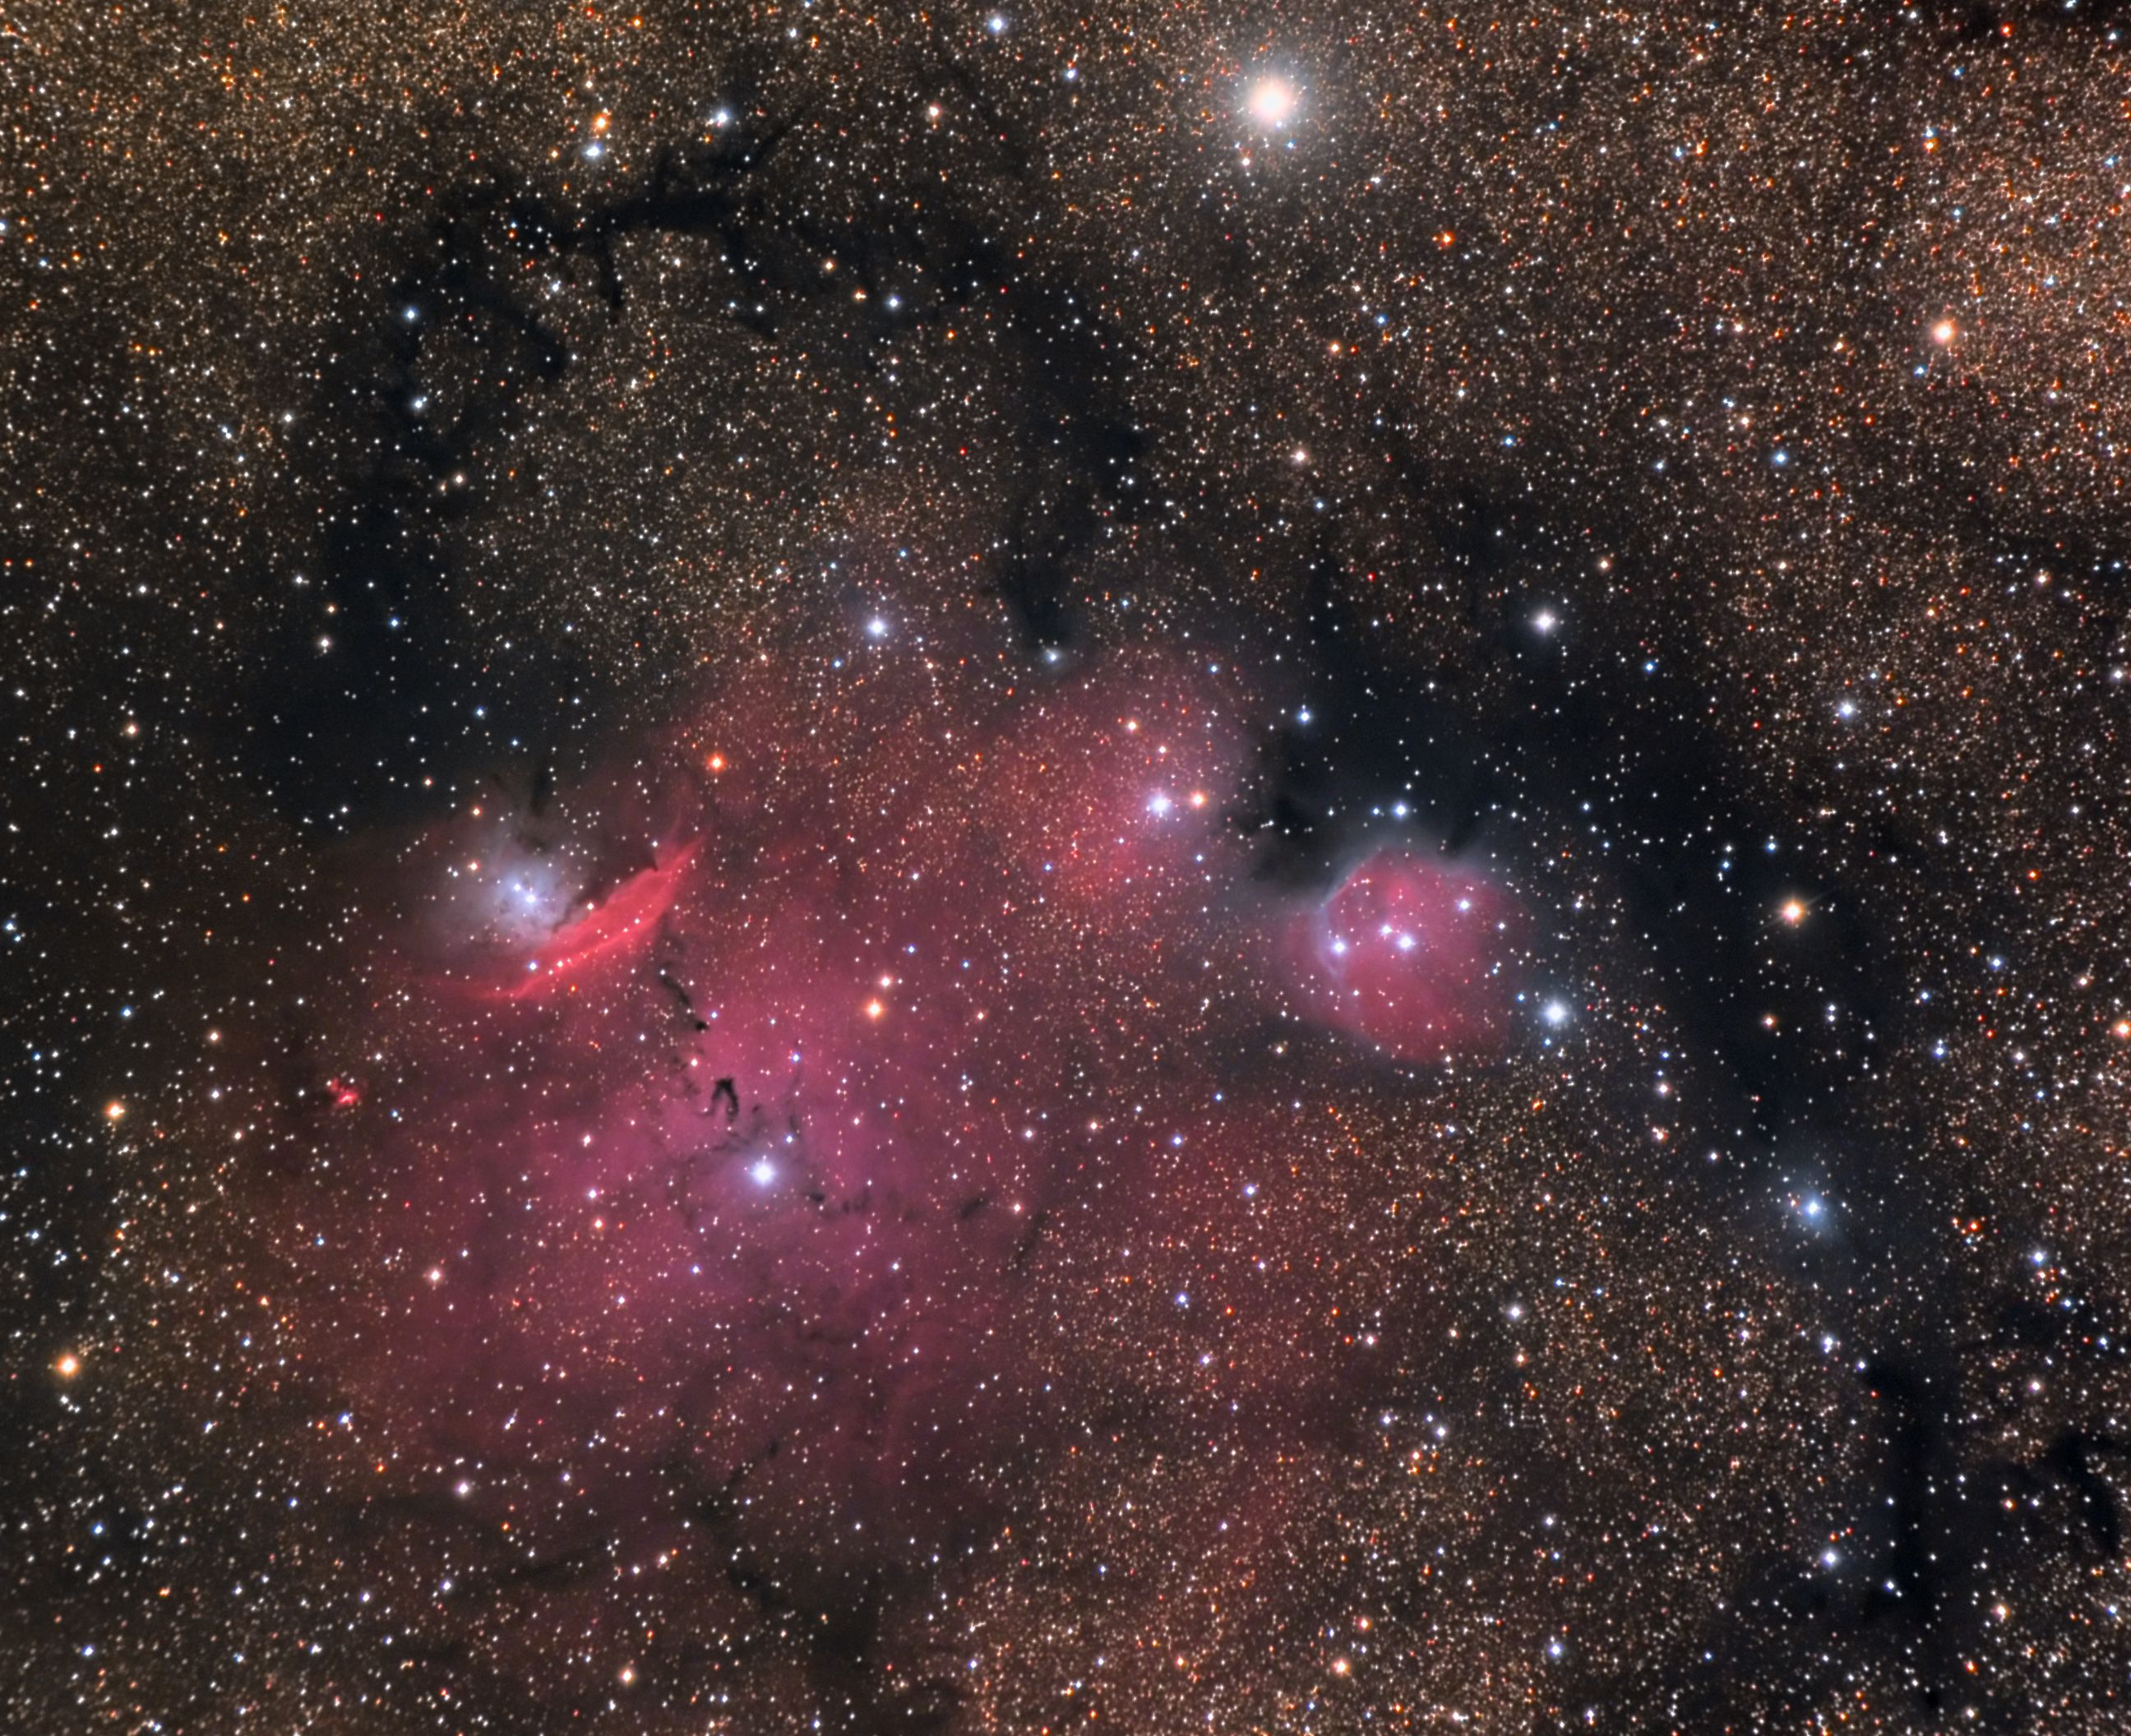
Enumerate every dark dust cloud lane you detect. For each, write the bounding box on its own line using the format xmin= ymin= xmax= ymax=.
xmin=10 ymin=5 xmax=2131 ymax=1732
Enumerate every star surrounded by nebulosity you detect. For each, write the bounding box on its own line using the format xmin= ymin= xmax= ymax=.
xmin=11 ymin=3 xmax=2131 ymax=1732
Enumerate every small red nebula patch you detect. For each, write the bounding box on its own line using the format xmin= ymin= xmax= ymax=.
xmin=326 ymin=1077 xmax=362 ymax=1110
xmin=1285 ymin=848 xmax=1519 ymax=1058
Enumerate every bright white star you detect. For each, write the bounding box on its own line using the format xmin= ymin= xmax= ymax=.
xmin=1248 ymin=78 xmax=1296 ymax=128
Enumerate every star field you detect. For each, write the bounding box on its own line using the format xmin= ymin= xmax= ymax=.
xmin=11 ymin=4 xmax=2131 ymax=1732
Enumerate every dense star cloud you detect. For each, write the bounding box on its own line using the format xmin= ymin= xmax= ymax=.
xmin=13 ymin=3 xmax=2131 ymax=1732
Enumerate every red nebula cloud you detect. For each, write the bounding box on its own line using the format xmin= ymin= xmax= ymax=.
xmin=237 ymin=629 xmax=1532 ymax=1718
xmin=1282 ymin=847 xmax=1522 ymax=1058
xmin=986 ymin=668 xmax=1255 ymax=921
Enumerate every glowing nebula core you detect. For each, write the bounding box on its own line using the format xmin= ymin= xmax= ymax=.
xmin=1286 ymin=849 xmax=1521 ymax=1058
